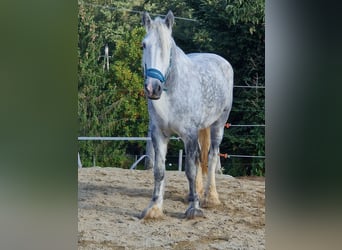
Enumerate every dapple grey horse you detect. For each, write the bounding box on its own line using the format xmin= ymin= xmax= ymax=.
xmin=141 ymin=11 xmax=233 ymax=219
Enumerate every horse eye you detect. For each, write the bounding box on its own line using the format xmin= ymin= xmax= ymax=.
xmin=141 ymin=42 xmax=146 ymax=49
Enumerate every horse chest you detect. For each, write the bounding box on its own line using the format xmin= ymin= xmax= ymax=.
xmin=150 ymin=94 xmax=196 ymax=133
xmin=150 ymin=96 xmax=170 ymax=124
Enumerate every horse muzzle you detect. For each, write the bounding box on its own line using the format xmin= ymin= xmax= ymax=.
xmin=144 ymin=79 xmax=162 ymax=100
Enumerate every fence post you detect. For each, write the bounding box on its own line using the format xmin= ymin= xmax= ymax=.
xmin=178 ymin=149 xmax=183 ymax=172
xmin=78 ymin=152 xmax=82 ymax=168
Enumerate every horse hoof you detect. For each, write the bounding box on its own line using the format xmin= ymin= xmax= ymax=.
xmin=202 ymin=195 xmax=221 ymax=208
xmin=141 ymin=204 xmax=164 ymax=219
xmin=202 ymin=189 xmax=221 ymax=208
xmin=185 ymin=207 xmax=205 ymax=219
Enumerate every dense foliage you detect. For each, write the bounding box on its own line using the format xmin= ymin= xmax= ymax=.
xmin=78 ymin=0 xmax=265 ymax=176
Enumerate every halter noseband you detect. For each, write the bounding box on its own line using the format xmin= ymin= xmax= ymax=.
xmin=145 ymin=68 xmax=166 ymax=83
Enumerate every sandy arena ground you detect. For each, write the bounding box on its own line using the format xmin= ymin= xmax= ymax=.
xmin=78 ymin=167 xmax=265 ymax=249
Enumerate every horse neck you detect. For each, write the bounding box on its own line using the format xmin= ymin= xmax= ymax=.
xmin=167 ymin=40 xmax=188 ymax=83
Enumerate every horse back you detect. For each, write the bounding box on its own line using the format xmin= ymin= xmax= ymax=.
xmin=187 ymin=53 xmax=233 ymax=77
xmin=187 ymin=52 xmax=233 ymax=104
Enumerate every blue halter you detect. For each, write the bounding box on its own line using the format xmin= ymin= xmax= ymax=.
xmin=145 ymin=68 xmax=166 ymax=83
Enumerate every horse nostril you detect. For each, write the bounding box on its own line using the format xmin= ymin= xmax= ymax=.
xmin=157 ymin=85 xmax=161 ymax=92
xmin=145 ymin=83 xmax=153 ymax=95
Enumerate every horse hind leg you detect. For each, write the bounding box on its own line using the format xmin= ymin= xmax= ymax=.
xmin=196 ymin=128 xmax=210 ymax=200
xmin=195 ymin=163 xmax=204 ymax=200
xmin=203 ymin=122 xmax=225 ymax=208
xmin=198 ymin=128 xmax=210 ymax=175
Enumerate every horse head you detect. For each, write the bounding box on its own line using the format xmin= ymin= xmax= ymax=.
xmin=142 ymin=11 xmax=174 ymax=100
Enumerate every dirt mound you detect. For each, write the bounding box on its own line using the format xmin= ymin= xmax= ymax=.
xmin=78 ymin=167 xmax=265 ymax=249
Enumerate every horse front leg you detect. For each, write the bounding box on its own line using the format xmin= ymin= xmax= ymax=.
xmin=144 ymin=120 xmax=155 ymax=170
xmin=141 ymin=130 xmax=168 ymax=219
xmin=184 ymin=138 xmax=205 ymax=219
xmin=145 ymin=111 xmax=155 ymax=169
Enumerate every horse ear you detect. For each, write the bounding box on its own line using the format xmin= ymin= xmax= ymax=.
xmin=165 ymin=10 xmax=174 ymax=30
xmin=142 ymin=11 xmax=152 ymax=30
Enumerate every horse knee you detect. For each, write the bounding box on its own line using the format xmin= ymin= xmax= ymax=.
xmin=185 ymin=165 xmax=196 ymax=183
xmin=154 ymin=168 xmax=165 ymax=182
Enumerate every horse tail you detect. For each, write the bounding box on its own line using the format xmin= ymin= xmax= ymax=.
xmin=198 ymin=127 xmax=210 ymax=175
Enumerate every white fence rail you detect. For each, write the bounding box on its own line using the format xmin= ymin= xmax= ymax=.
xmin=78 ymin=136 xmax=265 ymax=169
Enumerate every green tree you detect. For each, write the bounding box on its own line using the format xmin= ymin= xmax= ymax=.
xmin=78 ymin=1 xmax=148 ymax=167
xmin=141 ymin=0 xmax=265 ymax=175
xmin=187 ymin=0 xmax=265 ymax=175
xmin=78 ymin=0 xmax=265 ymax=175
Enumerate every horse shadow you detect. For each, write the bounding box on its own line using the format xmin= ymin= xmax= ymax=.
xmin=78 ymin=181 xmax=192 ymax=220
xmin=78 ymin=181 xmax=152 ymax=218
xmin=78 ymin=181 xmax=152 ymax=198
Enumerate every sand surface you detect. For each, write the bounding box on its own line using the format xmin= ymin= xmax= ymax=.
xmin=78 ymin=167 xmax=265 ymax=249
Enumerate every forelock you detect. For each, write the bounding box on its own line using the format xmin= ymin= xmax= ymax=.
xmin=149 ymin=17 xmax=172 ymax=56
